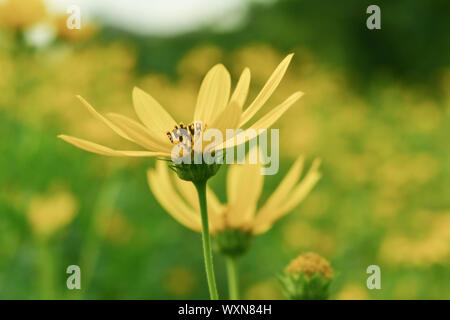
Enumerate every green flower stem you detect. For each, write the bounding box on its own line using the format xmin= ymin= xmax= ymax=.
xmin=225 ymin=256 xmax=239 ymax=300
xmin=194 ymin=180 xmax=219 ymax=300
xmin=37 ymin=240 xmax=56 ymax=299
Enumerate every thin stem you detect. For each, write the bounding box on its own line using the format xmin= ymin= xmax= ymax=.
xmin=194 ymin=181 xmax=219 ymax=300
xmin=37 ymin=240 xmax=56 ymax=299
xmin=225 ymin=256 xmax=239 ymax=300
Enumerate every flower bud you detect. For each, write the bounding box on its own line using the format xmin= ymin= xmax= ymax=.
xmin=279 ymin=252 xmax=333 ymax=300
xmin=213 ymin=228 xmax=252 ymax=257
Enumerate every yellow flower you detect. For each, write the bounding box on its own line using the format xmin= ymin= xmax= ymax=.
xmin=27 ymin=190 xmax=78 ymax=237
xmin=58 ymin=54 xmax=303 ymax=159
xmin=280 ymin=252 xmax=333 ymax=300
xmin=147 ymin=147 xmax=321 ymax=234
xmin=378 ymin=213 xmax=450 ymax=267
xmin=0 ymin=0 xmax=46 ymax=30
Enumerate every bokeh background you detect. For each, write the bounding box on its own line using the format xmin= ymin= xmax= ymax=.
xmin=1 ymin=0 xmax=449 ymax=299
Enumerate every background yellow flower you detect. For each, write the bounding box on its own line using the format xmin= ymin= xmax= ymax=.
xmin=27 ymin=189 xmax=78 ymax=238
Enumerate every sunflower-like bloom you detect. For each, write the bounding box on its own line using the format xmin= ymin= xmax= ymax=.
xmin=27 ymin=190 xmax=78 ymax=238
xmin=0 ymin=0 xmax=46 ymax=30
xmin=58 ymin=54 xmax=303 ymax=159
xmin=147 ymin=147 xmax=321 ymax=236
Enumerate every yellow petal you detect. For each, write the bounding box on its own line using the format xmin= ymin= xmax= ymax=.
xmin=239 ymin=54 xmax=294 ymax=126
xmin=252 ymin=159 xmax=321 ymax=234
xmin=132 ymin=87 xmax=177 ymax=133
xmin=147 ymin=164 xmax=201 ymax=231
xmin=226 ymin=147 xmax=264 ymax=228
xmin=119 ymin=150 xmax=171 ymax=157
xmin=107 ymin=113 xmax=172 ymax=153
xmin=58 ymin=135 xmax=170 ymax=157
xmin=229 ymin=68 xmax=251 ymax=109
xmin=76 ymin=95 xmax=132 ymax=141
xmin=193 ymin=64 xmax=231 ymax=125
xmin=255 ymin=155 xmax=305 ymax=217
